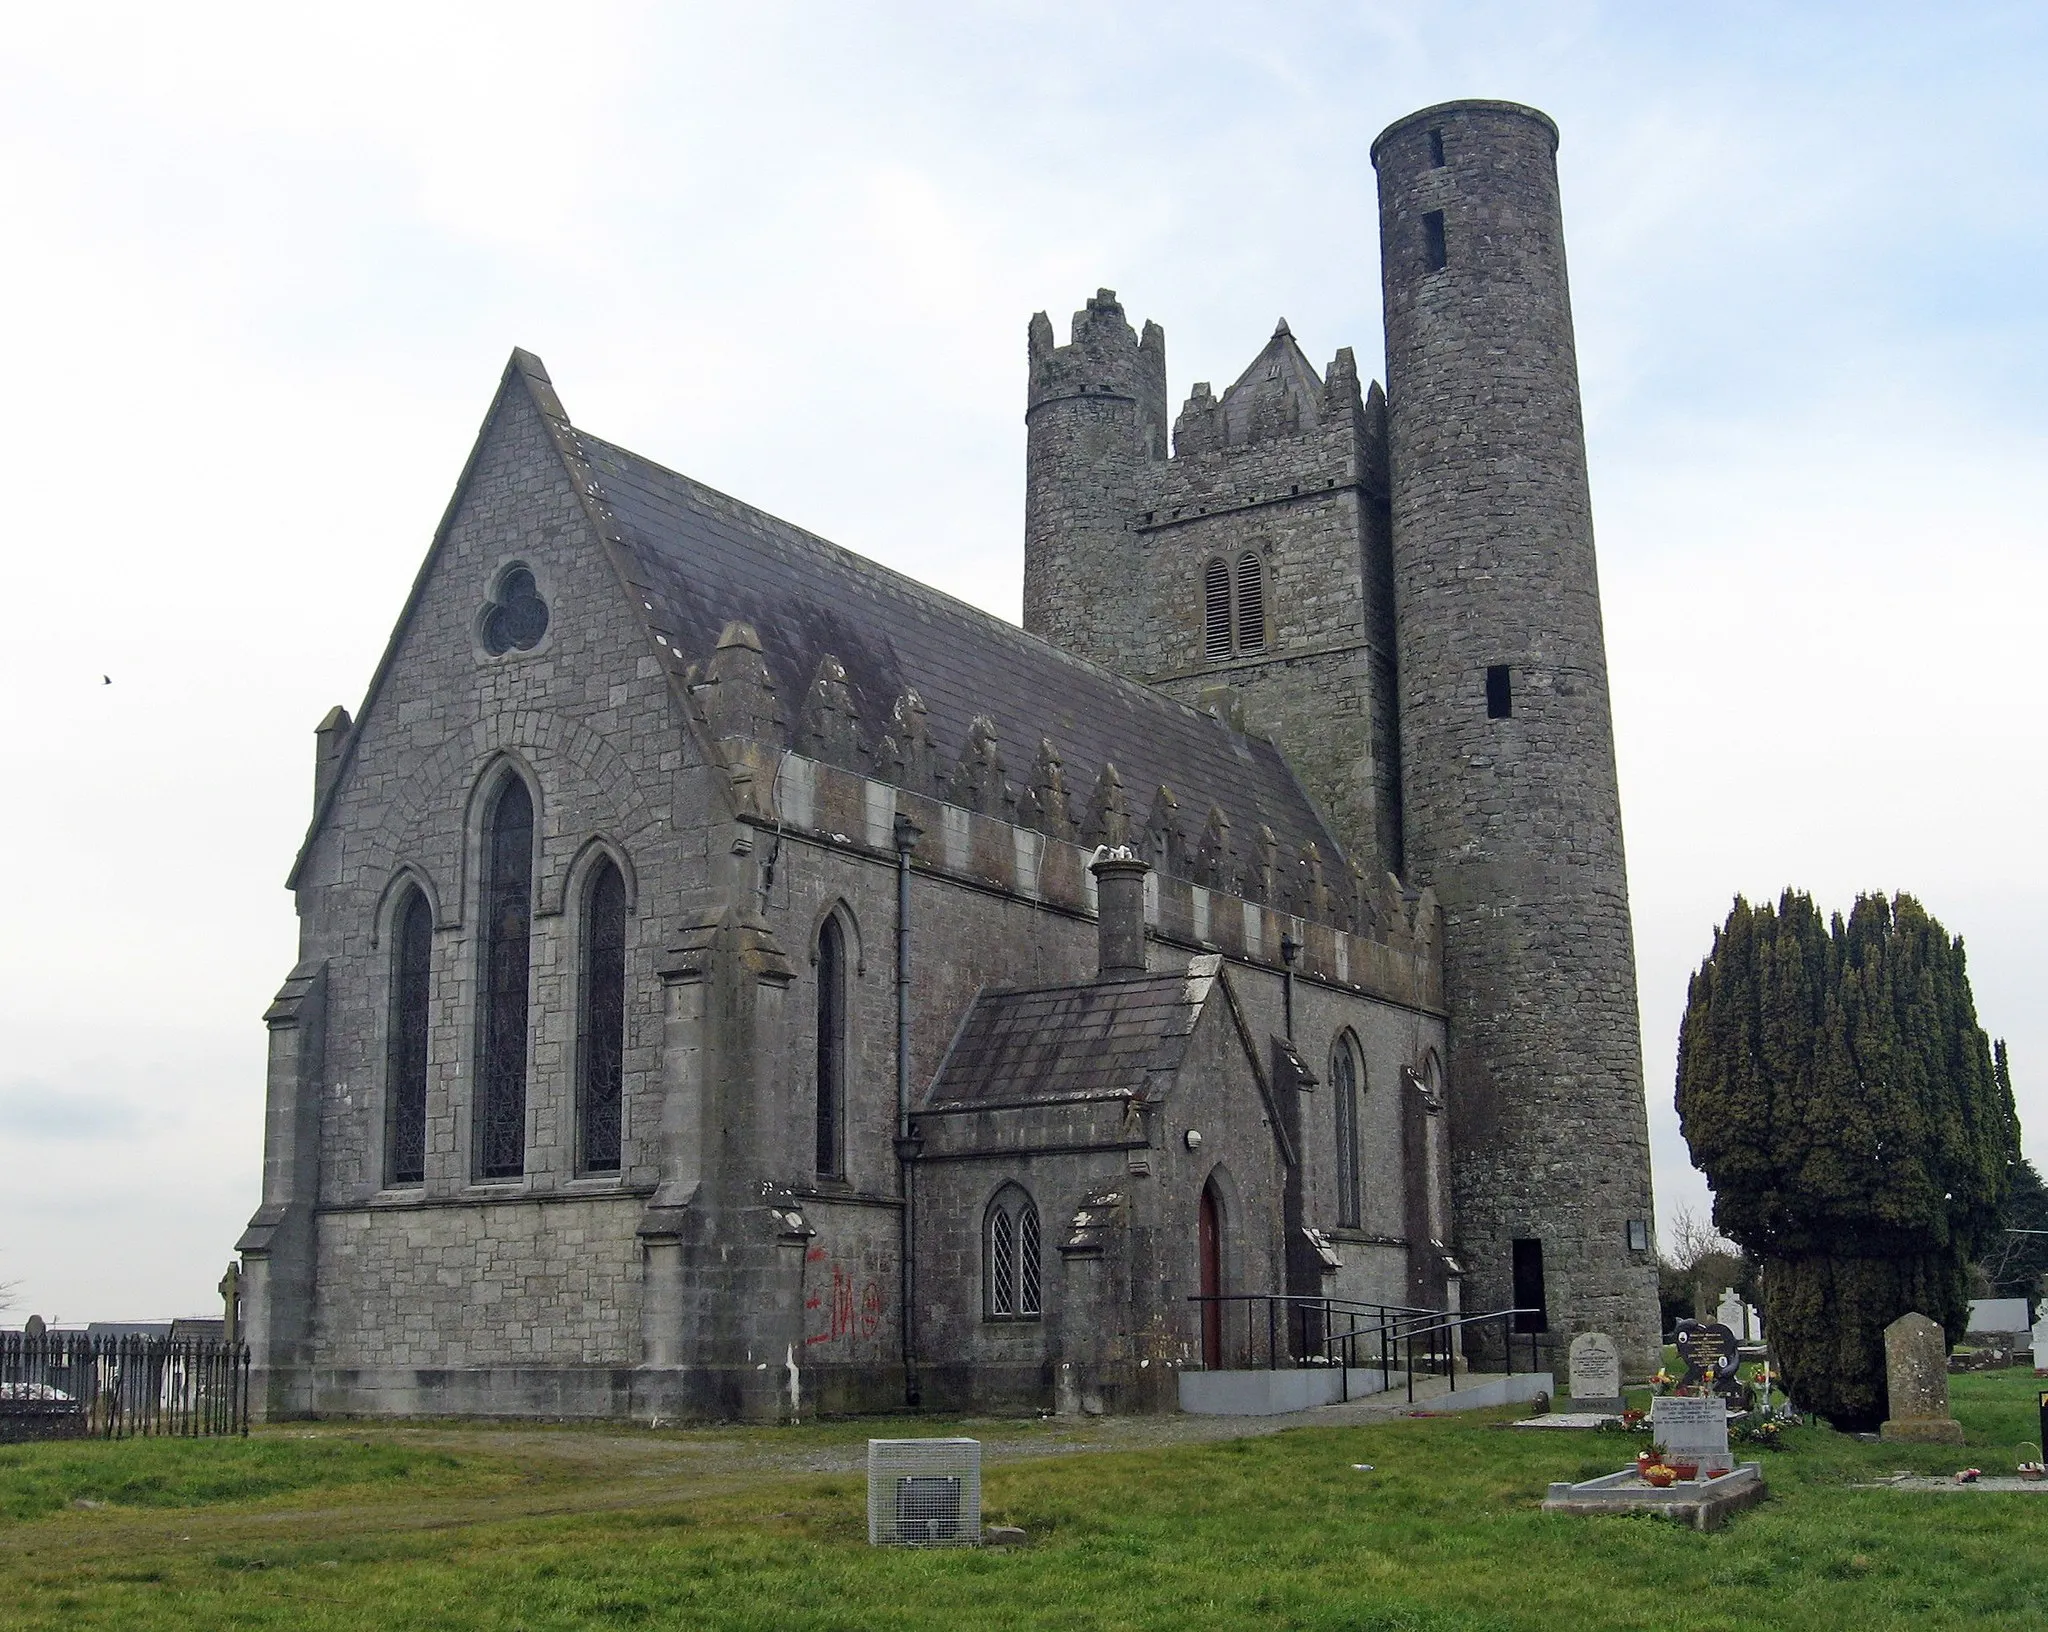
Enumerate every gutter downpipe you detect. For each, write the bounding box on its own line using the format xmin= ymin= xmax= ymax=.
xmin=892 ymin=812 xmax=924 ymax=1408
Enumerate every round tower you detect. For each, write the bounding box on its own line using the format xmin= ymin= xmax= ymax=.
xmin=1022 ymin=289 xmax=1166 ymax=671
xmin=1371 ymin=102 xmax=1660 ymax=1369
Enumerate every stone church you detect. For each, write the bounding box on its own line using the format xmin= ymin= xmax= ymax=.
xmin=239 ymin=100 xmax=1661 ymax=1421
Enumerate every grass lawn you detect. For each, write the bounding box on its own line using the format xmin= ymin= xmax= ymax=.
xmin=0 ymin=1371 xmax=2043 ymax=1630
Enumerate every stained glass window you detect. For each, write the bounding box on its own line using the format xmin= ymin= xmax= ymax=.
xmin=580 ymin=858 xmax=626 ymax=1173
xmin=386 ymin=887 xmax=432 ymax=1186
xmin=482 ymin=567 xmax=549 ymax=655
xmin=476 ymin=776 xmax=533 ymax=1179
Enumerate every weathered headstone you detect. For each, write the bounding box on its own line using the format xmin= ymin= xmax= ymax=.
xmin=1651 ymin=1394 xmax=1733 ymax=1476
xmin=1879 ymin=1311 xmax=1964 ymax=1444
xmin=1715 ymin=1290 xmax=1746 ymax=1338
xmin=2031 ymin=1319 xmax=2047 ymax=1377
xmin=1567 ymin=1331 xmax=1623 ymax=1412
xmin=22 ymin=1315 xmax=44 ymax=1339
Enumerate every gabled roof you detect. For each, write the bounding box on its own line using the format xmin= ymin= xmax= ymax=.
xmin=923 ymin=964 xmax=1222 ymax=1108
xmin=1218 ymin=319 xmax=1325 ymax=446
xmin=292 ymin=350 xmax=1345 ymax=886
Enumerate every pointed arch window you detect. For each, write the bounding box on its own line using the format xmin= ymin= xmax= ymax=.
xmin=386 ymin=887 xmax=432 ymax=1186
xmin=815 ymin=915 xmax=848 ymax=1179
xmin=476 ymin=775 xmax=534 ymax=1180
xmin=579 ymin=857 xmax=627 ymax=1174
xmin=1332 ymin=1033 xmax=1362 ymax=1229
xmin=1235 ymin=552 xmax=1266 ymax=653
xmin=984 ymin=1186 xmax=1042 ymax=1320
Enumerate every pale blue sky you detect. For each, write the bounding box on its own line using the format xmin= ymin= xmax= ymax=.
xmin=2 ymin=2 xmax=2042 ymax=1320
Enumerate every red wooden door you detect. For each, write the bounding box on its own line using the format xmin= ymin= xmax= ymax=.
xmin=1199 ymin=1185 xmax=1222 ymax=1368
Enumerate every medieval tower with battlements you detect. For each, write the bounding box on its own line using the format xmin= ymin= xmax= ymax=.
xmin=1024 ymin=99 xmax=1661 ymax=1366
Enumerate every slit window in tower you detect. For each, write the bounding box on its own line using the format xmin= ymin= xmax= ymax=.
xmin=1235 ymin=552 xmax=1266 ymax=652
xmin=1511 ymin=1238 xmax=1548 ymax=1332
xmin=1486 ymin=664 xmax=1513 ymax=719
xmin=1202 ymin=557 xmax=1232 ymax=661
xmin=1428 ymin=128 xmax=1446 ymax=167
xmin=1423 ymin=210 xmax=1447 ymax=273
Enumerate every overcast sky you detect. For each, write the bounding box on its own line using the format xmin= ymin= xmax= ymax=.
xmin=2 ymin=2 xmax=2042 ymax=1322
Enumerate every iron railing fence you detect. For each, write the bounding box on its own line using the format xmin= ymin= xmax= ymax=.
xmin=1186 ymin=1293 xmax=1546 ymax=1404
xmin=0 ymin=1332 xmax=250 ymax=1439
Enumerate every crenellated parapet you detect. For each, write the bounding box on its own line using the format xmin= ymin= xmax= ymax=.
xmin=690 ymin=623 xmax=1442 ymax=1011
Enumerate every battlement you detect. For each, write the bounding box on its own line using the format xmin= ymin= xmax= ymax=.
xmin=1026 ymin=289 xmax=1168 ymax=459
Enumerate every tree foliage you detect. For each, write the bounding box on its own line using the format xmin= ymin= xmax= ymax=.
xmin=1676 ymin=891 xmax=2020 ymax=1429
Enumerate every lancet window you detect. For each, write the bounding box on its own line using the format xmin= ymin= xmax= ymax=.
xmin=476 ymin=775 xmax=534 ymax=1180
xmin=386 ymin=886 xmax=432 ymax=1186
xmin=579 ymin=857 xmax=627 ymax=1173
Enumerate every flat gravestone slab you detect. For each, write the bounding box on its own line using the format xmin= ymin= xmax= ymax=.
xmin=1652 ymin=1394 xmax=1733 ymax=1475
xmin=1880 ymin=1312 xmax=1964 ymax=1445
xmin=1568 ymin=1332 xmax=1623 ymax=1412
xmin=1543 ymin=1463 xmax=1767 ymax=1531
xmin=1511 ymin=1412 xmax=1619 ymax=1430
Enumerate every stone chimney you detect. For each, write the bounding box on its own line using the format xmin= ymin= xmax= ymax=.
xmin=1091 ymin=847 xmax=1150 ymax=978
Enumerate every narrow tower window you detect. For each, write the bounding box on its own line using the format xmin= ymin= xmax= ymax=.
xmin=1427 ymin=128 xmax=1446 ymax=167
xmin=815 ymin=915 xmax=847 ymax=1179
xmin=476 ymin=775 xmax=534 ymax=1180
xmin=1423 ymin=211 xmax=1447 ymax=273
xmin=984 ymin=1185 xmax=1042 ymax=1321
xmin=1202 ymin=557 xmax=1232 ymax=661
xmin=579 ymin=857 xmax=627 ymax=1173
xmin=386 ymin=886 xmax=432 ymax=1186
xmin=1235 ymin=552 xmax=1266 ymax=653
xmin=1486 ymin=664 xmax=1513 ymax=719
xmin=1332 ymin=1034 xmax=1362 ymax=1229
xmin=1512 ymin=1237 xmax=1548 ymax=1332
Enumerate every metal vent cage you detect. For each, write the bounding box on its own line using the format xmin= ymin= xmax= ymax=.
xmin=867 ymin=1438 xmax=982 ymax=1546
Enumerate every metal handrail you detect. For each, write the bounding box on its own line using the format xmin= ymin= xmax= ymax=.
xmin=1185 ymin=1293 xmax=1547 ymax=1405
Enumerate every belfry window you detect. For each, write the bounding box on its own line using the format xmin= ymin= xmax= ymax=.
xmin=579 ymin=857 xmax=627 ymax=1174
xmin=1428 ymin=128 xmax=1446 ymax=167
xmin=1235 ymin=553 xmax=1266 ymax=653
xmin=1423 ymin=211 xmax=1447 ymax=273
xmin=1203 ymin=558 xmax=1232 ymax=661
xmin=1332 ymin=1034 xmax=1362 ymax=1229
xmin=476 ymin=775 xmax=534 ymax=1180
xmin=1201 ymin=553 xmax=1270 ymax=663
xmin=386 ymin=886 xmax=432 ymax=1186
xmin=984 ymin=1186 xmax=1042 ymax=1320
xmin=815 ymin=916 xmax=848 ymax=1179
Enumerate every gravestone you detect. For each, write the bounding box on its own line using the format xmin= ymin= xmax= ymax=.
xmin=1715 ymin=1291 xmax=1747 ymax=1339
xmin=1675 ymin=1322 xmax=1742 ymax=1400
xmin=22 ymin=1315 xmax=44 ymax=1338
xmin=1567 ymin=1331 xmax=1624 ymax=1412
xmin=1651 ymin=1394 xmax=1733 ymax=1476
xmin=1879 ymin=1312 xmax=1964 ymax=1444
xmin=2032 ymin=1319 xmax=2047 ymax=1377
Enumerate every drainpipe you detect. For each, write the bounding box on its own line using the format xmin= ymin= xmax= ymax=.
xmin=892 ymin=812 xmax=924 ymax=1407
xmin=1280 ymin=931 xmax=1301 ymax=1038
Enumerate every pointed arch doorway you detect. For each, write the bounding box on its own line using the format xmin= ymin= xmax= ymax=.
xmin=1199 ymin=1181 xmax=1223 ymax=1369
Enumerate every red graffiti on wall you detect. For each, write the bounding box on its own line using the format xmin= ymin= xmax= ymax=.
xmin=804 ymin=1252 xmax=884 ymax=1345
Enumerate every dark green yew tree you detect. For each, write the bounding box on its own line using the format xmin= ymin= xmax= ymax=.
xmin=1676 ymin=892 xmax=2020 ymax=1430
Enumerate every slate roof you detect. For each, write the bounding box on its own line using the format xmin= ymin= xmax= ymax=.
xmin=923 ymin=968 xmax=1217 ymax=1108
xmin=575 ymin=431 xmax=1342 ymax=862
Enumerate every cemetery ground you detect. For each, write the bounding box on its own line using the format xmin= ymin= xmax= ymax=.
xmin=1 ymin=1370 xmax=2043 ymax=1631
